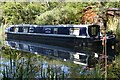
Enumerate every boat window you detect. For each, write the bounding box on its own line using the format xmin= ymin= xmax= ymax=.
xmin=34 ymin=27 xmax=43 ymax=33
xmin=91 ymin=27 xmax=96 ymax=35
xmin=44 ymin=28 xmax=52 ymax=34
xmin=79 ymin=27 xmax=87 ymax=36
xmin=10 ymin=27 xmax=14 ymax=32
xmin=14 ymin=27 xmax=18 ymax=32
xmin=70 ymin=28 xmax=74 ymax=35
xmin=70 ymin=28 xmax=80 ymax=36
xmin=54 ymin=28 xmax=58 ymax=34
xmin=23 ymin=27 xmax=29 ymax=33
xmin=57 ymin=27 xmax=69 ymax=35
xmin=29 ymin=27 xmax=34 ymax=33
xmin=88 ymin=25 xmax=100 ymax=37
xmin=18 ymin=27 xmax=23 ymax=32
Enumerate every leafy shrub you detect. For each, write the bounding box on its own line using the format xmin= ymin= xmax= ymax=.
xmin=116 ymin=27 xmax=120 ymax=40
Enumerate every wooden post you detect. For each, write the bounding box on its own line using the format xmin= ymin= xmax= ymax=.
xmin=104 ymin=32 xmax=107 ymax=80
xmin=100 ymin=30 xmax=107 ymax=79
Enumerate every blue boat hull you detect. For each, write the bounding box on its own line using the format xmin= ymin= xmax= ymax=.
xmin=6 ymin=32 xmax=116 ymax=53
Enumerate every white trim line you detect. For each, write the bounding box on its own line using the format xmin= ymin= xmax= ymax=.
xmin=7 ymin=32 xmax=90 ymax=38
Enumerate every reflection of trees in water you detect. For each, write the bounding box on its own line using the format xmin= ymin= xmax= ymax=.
xmin=0 ymin=47 xmax=72 ymax=79
xmin=1 ymin=45 xmax=119 ymax=78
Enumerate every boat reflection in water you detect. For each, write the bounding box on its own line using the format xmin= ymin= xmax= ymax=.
xmin=5 ymin=40 xmax=99 ymax=66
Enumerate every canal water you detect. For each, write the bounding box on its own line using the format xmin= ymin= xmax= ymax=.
xmin=0 ymin=36 xmax=117 ymax=79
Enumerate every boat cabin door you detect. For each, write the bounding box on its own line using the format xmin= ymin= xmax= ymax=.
xmin=70 ymin=28 xmax=80 ymax=36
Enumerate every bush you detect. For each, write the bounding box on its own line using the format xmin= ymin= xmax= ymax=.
xmin=116 ymin=27 xmax=120 ymax=40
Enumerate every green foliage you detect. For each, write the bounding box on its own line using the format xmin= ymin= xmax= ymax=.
xmin=1 ymin=2 xmax=92 ymax=25
xmin=23 ymin=3 xmax=47 ymax=24
xmin=105 ymin=2 xmax=120 ymax=8
xmin=2 ymin=2 xmax=47 ymax=24
xmin=116 ymin=27 xmax=120 ymax=40
xmin=1 ymin=2 xmax=120 ymax=25
xmin=35 ymin=8 xmax=60 ymax=25
xmin=35 ymin=4 xmax=83 ymax=25
xmin=2 ymin=3 xmax=24 ymax=24
xmin=107 ymin=16 xmax=119 ymax=32
xmin=107 ymin=55 xmax=120 ymax=78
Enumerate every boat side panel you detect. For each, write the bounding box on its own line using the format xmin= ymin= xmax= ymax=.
xmin=6 ymin=32 xmax=75 ymax=48
xmin=6 ymin=32 xmax=116 ymax=52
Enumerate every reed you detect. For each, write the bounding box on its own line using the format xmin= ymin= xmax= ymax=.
xmin=1 ymin=47 xmax=69 ymax=79
xmin=2 ymin=46 xmax=120 ymax=79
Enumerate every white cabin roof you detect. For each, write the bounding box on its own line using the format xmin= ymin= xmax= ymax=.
xmin=8 ymin=24 xmax=95 ymax=28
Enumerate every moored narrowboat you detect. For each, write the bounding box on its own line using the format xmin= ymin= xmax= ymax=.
xmin=5 ymin=24 xmax=116 ymax=50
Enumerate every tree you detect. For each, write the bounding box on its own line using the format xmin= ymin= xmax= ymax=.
xmin=2 ymin=2 xmax=47 ymax=25
xmin=35 ymin=2 xmax=86 ymax=25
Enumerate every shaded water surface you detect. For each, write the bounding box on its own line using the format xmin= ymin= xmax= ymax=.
xmin=0 ymin=37 xmax=117 ymax=79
